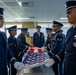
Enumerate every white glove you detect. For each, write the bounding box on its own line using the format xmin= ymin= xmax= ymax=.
xmin=44 ymin=59 xmax=55 ymax=67
xmin=14 ymin=62 xmax=25 ymax=70
xmin=41 ymin=46 xmax=47 ymax=52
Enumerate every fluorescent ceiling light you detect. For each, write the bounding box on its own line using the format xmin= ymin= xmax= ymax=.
xmin=60 ymin=18 xmax=68 ymax=20
xmin=14 ymin=18 xmax=29 ymax=20
xmin=17 ymin=2 xmax=22 ymax=6
xmin=0 ymin=0 xmax=20 ymax=17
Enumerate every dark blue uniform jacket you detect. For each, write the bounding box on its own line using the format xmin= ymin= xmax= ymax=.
xmin=33 ymin=32 xmax=45 ymax=48
xmin=0 ymin=32 xmax=16 ymax=75
xmin=53 ymin=26 xmax=76 ymax=75
xmin=17 ymin=33 xmax=29 ymax=52
xmin=48 ymin=30 xmax=65 ymax=58
xmin=8 ymin=36 xmax=24 ymax=61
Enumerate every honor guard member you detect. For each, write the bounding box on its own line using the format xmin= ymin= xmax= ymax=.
xmin=33 ymin=26 xmax=45 ymax=48
xmin=44 ymin=1 xmax=76 ymax=75
xmin=45 ymin=28 xmax=53 ymax=51
xmin=47 ymin=21 xmax=65 ymax=75
xmin=0 ymin=8 xmax=25 ymax=75
xmin=8 ymin=26 xmax=24 ymax=75
xmin=17 ymin=28 xmax=31 ymax=52
xmin=8 ymin=26 xmax=24 ymax=62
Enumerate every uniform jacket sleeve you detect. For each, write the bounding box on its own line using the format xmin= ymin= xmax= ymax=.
xmin=33 ymin=33 xmax=35 ymax=46
xmin=52 ymin=46 xmax=65 ymax=63
xmin=7 ymin=48 xmax=17 ymax=65
xmin=42 ymin=33 xmax=45 ymax=45
xmin=8 ymin=37 xmax=24 ymax=59
xmin=1 ymin=32 xmax=17 ymax=66
xmin=17 ymin=34 xmax=28 ymax=49
xmin=25 ymin=38 xmax=30 ymax=46
xmin=45 ymin=36 xmax=49 ymax=46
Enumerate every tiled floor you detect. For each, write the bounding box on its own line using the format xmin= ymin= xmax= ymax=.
xmin=17 ymin=65 xmax=54 ymax=75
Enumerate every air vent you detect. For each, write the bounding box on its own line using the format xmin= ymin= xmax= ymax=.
xmin=22 ymin=2 xmax=33 ymax=6
xmin=30 ymin=17 xmax=35 ymax=18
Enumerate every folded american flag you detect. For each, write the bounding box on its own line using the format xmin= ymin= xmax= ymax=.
xmin=28 ymin=46 xmax=43 ymax=53
xmin=22 ymin=46 xmax=47 ymax=68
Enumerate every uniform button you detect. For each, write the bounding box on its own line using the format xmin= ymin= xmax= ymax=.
xmin=65 ymin=51 xmax=67 ymax=54
xmin=66 ymin=44 xmax=68 ymax=46
xmin=64 ymin=59 xmax=66 ymax=61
